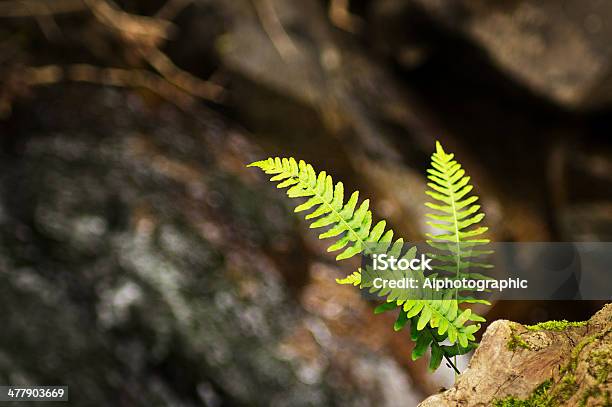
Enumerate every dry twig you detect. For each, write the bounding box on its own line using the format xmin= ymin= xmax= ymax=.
xmin=83 ymin=0 xmax=223 ymax=102
xmin=0 ymin=0 xmax=85 ymax=17
xmin=252 ymin=0 xmax=299 ymax=61
xmin=329 ymin=0 xmax=362 ymax=33
xmin=23 ymin=64 xmax=199 ymax=110
xmin=140 ymin=47 xmax=224 ymax=101
xmin=84 ymin=0 xmax=176 ymax=42
xmin=0 ymin=0 xmax=224 ymax=107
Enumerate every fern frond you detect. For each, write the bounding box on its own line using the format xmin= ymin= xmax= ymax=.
xmin=249 ymin=157 xmax=422 ymax=298
xmin=425 ymin=141 xmax=491 ymax=275
xmin=249 ymin=157 xmax=398 ymax=263
xmin=423 ymin=141 xmax=493 ymax=349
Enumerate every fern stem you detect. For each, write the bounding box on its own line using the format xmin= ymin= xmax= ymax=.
xmin=442 ymin=156 xmax=462 ymax=381
xmin=448 ymin=187 xmax=461 ymax=274
xmin=445 ymin=354 xmax=460 ymax=375
xmin=425 ymin=327 xmax=461 ymax=375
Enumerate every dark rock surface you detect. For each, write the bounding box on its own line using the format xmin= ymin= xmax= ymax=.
xmin=406 ymin=0 xmax=612 ymax=110
xmin=0 ymin=87 xmax=419 ymax=406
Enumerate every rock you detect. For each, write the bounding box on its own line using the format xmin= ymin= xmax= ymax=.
xmin=409 ymin=0 xmax=612 ymax=110
xmin=548 ymin=140 xmax=612 ymax=241
xmin=0 ymin=85 xmax=419 ymax=406
xmin=419 ymin=303 xmax=612 ymax=406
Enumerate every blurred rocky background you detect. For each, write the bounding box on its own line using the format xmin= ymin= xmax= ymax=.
xmin=0 ymin=0 xmax=610 ymax=405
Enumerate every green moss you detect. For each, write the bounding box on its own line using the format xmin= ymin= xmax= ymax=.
xmin=578 ymin=386 xmax=604 ymax=407
xmin=525 ymin=320 xmax=587 ymax=331
xmin=549 ymin=328 xmax=611 ymax=405
xmin=587 ymin=348 xmax=611 ymax=383
xmin=493 ymin=380 xmax=553 ymax=407
xmin=567 ymin=331 xmax=600 ymax=372
xmin=508 ymin=333 xmax=531 ymax=350
xmin=507 ymin=324 xmax=532 ymax=351
xmin=550 ymin=374 xmax=578 ymax=405
xmin=492 ymin=374 xmax=578 ymax=407
xmin=508 ymin=319 xmax=588 ymax=351
xmin=578 ymin=345 xmax=612 ymax=406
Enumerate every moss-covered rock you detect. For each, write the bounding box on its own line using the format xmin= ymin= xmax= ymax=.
xmin=420 ymin=304 xmax=612 ymax=407
xmin=494 ymin=380 xmax=552 ymax=407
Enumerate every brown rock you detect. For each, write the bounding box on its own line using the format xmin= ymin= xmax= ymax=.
xmin=411 ymin=0 xmax=612 ymax=110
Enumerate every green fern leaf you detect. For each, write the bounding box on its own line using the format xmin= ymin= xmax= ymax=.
xmin=336 ymin=270 xmax=361 ymax=286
